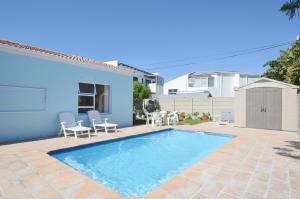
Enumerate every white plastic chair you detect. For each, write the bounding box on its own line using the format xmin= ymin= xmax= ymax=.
xmin=59 ymin=112 xmax=92 ymax=138
xmin=167 ymin=111 xmax=179 ymax=126
xmin=88 ymin=110 xmax=118 ymax=133
xmin=152 ymin=112 xmax=162 ymax=126
xmin=143 ymin=109 xmax=153 ymax=126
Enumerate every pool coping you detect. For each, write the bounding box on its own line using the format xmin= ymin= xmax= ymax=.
xmin=47 ymin=128 xmax=236 ymax=155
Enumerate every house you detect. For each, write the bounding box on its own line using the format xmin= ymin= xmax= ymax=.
xmin=0 ymin=39 xmax=135 ymax=143
xmin=163 ymin=71 xmax=260 ymax=97
xmin=104 ymin=60 xmax=164 ymax=96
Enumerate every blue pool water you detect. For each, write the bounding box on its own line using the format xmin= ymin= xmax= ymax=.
xmin=50 ymin=129 xmax=233 ymax=197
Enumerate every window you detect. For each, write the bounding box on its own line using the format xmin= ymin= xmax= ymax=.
xmin=145 ymin=79 xmax=152 ymax=85
xmin=208 ymin=77 xmax=215 ymax=87
xmin=133 ymin=76 xmax=138 ymax=82
xmin=78 ymin=83 xmax=110 ymax=113
xmin=156 ymin=76 xmax=164 ymax=86
xmin=168 ymin=89 xmax=178 ymax=95
xmin=199 ymin=77 xmax=207 ymax=87
xmin=188 ymin=78 xmax=195 ymax=87
xmin=189 ymin=76 xmax=215 ymax=87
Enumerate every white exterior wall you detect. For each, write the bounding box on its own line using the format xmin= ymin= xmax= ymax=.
xmin=220 ymin=74 xmax=236 ymax=97
xmin=149 ymin=84 xmax=164 ymax=96
xmin=164 ymin=72 xmax=260 ymax=97
xmin=239 ymin=75 xmax=260 ymax=86
xmin=105 ymin=60 xmax=163 ymax=95
xmin=105 ymin=60 xmax=153 ymax=84
xmin=234 ymin=89 xmax=246 ymax=127
xmin=163 ymin=74 xmax=189 ymax=94
xmin=282 ymin=88 xmax=298 ymax=131
xmin=132 ymin=70 xmax=153 ymax=84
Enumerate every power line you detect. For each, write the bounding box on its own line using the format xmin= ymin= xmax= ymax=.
xmin=144 ymin=41 xmax=292 ymax=71
xmin=143 ymin=41 xmax=292 ymax=68
xmin=143 ymin=41 xmax=290 ymax=67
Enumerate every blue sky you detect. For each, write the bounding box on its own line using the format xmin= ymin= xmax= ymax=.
xmin=1 ymin=0 xmax=299 ymax=81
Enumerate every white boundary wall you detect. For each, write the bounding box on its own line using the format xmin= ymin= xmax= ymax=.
xmin=158 ymin=97 xmax=233 ymax=120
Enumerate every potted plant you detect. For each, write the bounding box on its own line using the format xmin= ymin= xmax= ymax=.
xmin=185 ymin=113 xmax=191 ymax=119
xmin=179 ymin=112 xmax=185 ymax=121
xmin=201 ymin=112 xmax=210 ymax=121
xmin=191 ymin=112 xmax=199 ymax=120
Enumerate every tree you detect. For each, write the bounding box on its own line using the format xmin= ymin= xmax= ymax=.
xmin=263 ymin=39 xmax=300 ymax=88
xmin=280 ymin=0 xmax=300 ymax=19
xmin=133 ymin=82 xmax=151 ymax=119
xmin=133 ymin=82 xmax=150 ymax=103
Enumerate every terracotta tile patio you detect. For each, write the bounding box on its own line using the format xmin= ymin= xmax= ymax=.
xmin=0 ymin=122 xmax=299 ymax=199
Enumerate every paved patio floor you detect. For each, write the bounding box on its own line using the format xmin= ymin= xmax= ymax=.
xmin=0 ymin=122 xmax=299 ymax=199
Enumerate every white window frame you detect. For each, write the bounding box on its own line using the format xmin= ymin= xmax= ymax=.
xmin=168 ymin=89 xmax=178 ymax=94
xmin=78 ymin=83 xmax=110 ymax=114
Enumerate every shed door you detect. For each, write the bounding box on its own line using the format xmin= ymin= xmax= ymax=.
xmin=246 ymin=87 xmax=282 ymax=130
xmin=246 ymin=88 xmax=265 ymax=129
xmin=264 ymin=88 xmax=282 ymax=130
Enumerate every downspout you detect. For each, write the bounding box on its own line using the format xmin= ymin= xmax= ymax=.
xmin=220 ymin=74 xmax=223 ymax=97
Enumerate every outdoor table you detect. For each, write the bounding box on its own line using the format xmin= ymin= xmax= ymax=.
xmin=151 ymin=111 xmax=167 ymax=126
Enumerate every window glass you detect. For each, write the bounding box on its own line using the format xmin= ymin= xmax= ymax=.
xmin=208 ymin=77 xmax=214 ymax=87
xmin=156 ymin=76 xmax=164 ymax=85
xmin=78 ymin=108 xmax=94 ymax=114
xmin=78 ymin=96 xmax=94 ymax=107
xmin=133 ymin=77 xmax=138 ymax=82
xmin=95 ymin=84 xmax=110 ymax=113
xmin=188 ymin=78 xmax=195 ymax=87
xmin=168 ymin=89 xmax=178 ymax=94
xmin=79 ymin=83 xmax=94 ymax=94
xmin=145 ymin=79 xmax=152 ymax=85
xmin=199 ymin=78 xmax=208 ymax=87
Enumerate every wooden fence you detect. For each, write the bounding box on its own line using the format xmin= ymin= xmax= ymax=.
xmin=157 ymin=97 xmax=234 ymax=120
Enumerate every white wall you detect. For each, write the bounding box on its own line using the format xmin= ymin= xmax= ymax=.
xmin=221 ymin=74 xmax=236 ymax=97
xmin=163 ymin=74 xmax=189 ymax=94
xmin=239 ymin=75 xmax=260 ymax=86
xmin=282 ymin=88 xmax=298 ymax=131
xmin=164 ymin=72 xmax=260 ymax=97
xmin=234 ymin=89 xmax=246 ymax=127
xmin=133 ymin=70 xmax=153 ymax=84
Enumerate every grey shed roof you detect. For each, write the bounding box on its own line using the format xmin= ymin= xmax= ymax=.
xmin=237 ymin=77 xmax=298 ymax=90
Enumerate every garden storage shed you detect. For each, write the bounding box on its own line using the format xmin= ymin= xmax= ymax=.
xmin=234 ymin=78 xmax=298 ymax=131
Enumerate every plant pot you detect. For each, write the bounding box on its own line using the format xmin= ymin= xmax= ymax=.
xmin=179 ymin=112 xmax=185 ymax=121
xmin=191 ymin=115 xmax=198 ymax=120
xmin=201 ymin=115 xmax=209 ymax=121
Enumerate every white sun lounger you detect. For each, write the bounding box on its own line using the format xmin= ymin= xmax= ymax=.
xmin=59 ymin=112 xmax=93 ymax=138
xmin=216 ymin=112 xmax=234 ymax=125
xmin=88 ymin=110 xmax=118 ymax=133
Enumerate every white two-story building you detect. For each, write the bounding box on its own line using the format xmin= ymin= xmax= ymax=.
xmin=164 ymin=71 xmax=260 ymax=97
xmin=105 ymin=60 xmax=164 ymax=96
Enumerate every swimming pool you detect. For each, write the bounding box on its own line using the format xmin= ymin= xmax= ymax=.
xmin=49 ymin=129 xmax=234 ymax=197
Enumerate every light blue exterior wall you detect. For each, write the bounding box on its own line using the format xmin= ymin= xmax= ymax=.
xmin=0 ymin=51 xmax=133 ymax=143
